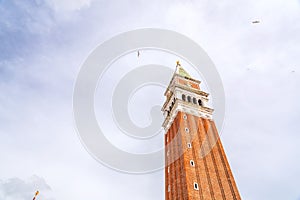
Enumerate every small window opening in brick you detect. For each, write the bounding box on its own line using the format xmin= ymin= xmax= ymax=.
xmin=194 ymin=182 xmax=199 ymax=190
xmin=190 ymin=160 xmax=195 ymax=166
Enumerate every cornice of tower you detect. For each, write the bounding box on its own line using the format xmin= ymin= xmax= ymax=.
xmin=162 ymin=98 xmax=213 ymax=132
xmin=161 ymin=62 xmax=214 ymax=132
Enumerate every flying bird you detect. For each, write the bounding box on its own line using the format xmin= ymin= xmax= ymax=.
xmin=252 ymin=20 xmax=260 ymax=24
xmin=137 ymin=50 xmax=140 ymax=57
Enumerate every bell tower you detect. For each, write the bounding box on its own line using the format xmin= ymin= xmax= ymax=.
xmin=162 ymin=62 xmax=241 ymax=200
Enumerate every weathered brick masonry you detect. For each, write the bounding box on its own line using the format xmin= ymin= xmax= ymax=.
xmin=162 ymin=63 xmax=241 ymax=200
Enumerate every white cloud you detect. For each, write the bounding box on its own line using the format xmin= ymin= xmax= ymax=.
xmin=0 ymin=176 xmax=55 ymax=200
xmin=46 ymin=0 xmax=93 ymax=11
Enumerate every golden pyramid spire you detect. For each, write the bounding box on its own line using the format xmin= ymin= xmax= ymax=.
xmin=175 ymin=60 xmax=191 ymax=78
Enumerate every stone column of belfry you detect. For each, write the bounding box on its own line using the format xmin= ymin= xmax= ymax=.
xmin=162 ymin=62 xmax=241 ymax=200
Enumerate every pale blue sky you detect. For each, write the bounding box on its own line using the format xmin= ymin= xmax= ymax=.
xmin=1 ymin=0 xmax=300 ymax=199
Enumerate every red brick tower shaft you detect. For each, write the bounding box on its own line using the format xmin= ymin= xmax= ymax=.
xmin=162 ymin=62 xmax=241 ymax=200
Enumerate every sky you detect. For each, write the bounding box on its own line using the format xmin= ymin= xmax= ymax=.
xmin=0 ymin=0 xmax=300 ymax=199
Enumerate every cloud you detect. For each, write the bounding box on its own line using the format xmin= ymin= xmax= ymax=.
xmin=0 ymin=175 xmax=55 ymax=200
xmin=46 ymin=0 xmax=93 ymax=11
xmin=0 ymin=0 xmax=55 ymax=60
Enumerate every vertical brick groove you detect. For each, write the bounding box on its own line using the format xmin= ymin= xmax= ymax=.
xmin=209 ymin=120 xmax=241 ymax=200
xmin=196 ymin=117 xmax=216 ymax=200
xmin=179 ymin=115 xmax=189 ymax=200
xmin=202 ymin=119 xmax=227 ymax=200
xmin=173 ymin=119 xmax=184 ymax=200
xmin=170 ymin=124 xmax=178 ymax=199
xmin=209 ymin=120 xmax=236 ymax=200
xmin=165 ymin=132 xmax=170 ymax=200
xmin=171 ymin=122 xmax=179 ymax=199
xmin=188 ymin=114 xmax=203 ymax=200
xmin=177 ymin=118 xmax=188 ymax=200
xmin=187 ymin=116 xmax=201 ymax=197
